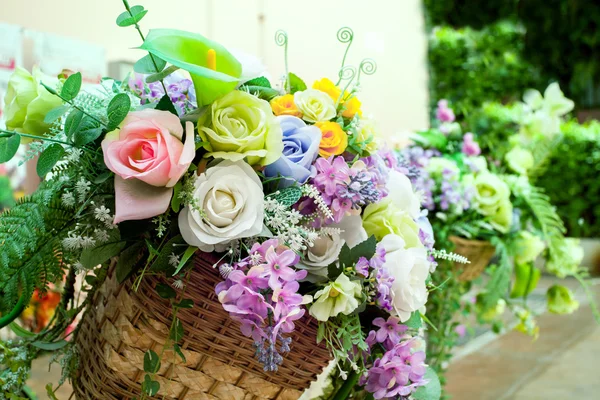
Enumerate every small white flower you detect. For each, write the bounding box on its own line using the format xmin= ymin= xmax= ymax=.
xmin=94 ymin=206 xmax=112 ymax=222
xmin=172 ymin=279 xmax=184 ymax=289
xmin=168 ymin=253 xmax=181 ymax=268
xmin=61 ymin=192 xmax=75 ymax=207
xmin=80 ymin=236 xmax=96 ymax=249
xmin=75 ymin=178 xmax=91 ymax=201
xmin=73 ymin=262 xmax=85 ymax=272
xmin=67 ymin=148 xmax=83 ymax=163
xmin=250 ymin=252 xmax=263 ymax=266
xmin=62 ymin=232 xmax=81 ymax=250
xmin=94 ymin=229 xmax=110 ymax=243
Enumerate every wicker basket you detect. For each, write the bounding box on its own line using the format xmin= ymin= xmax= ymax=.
xmin=74 ymin=252 xmax=330 ymax=399
xmin=448 ymin=236 xmax=496 ymax=282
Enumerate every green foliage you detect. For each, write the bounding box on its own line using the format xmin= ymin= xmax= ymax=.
xmin=146 ymin=65 xmax=180 ymax=84
xmin=428 ymin=21 xmax=542 ymax=118
xmin=60 ymin=72 xmax=82 ymax=101
xmin=0 ymin=179 xmax=75 ymax=313
xmin=287 ymin=72 xmax=307 ymax=94
xmin=268 ymin=186 xmax=302 ymax=208
xmin=106 ymin=93 xmax=132 ymax=131
xmin=37 ymin=144 xmax=66 ymax=177
xmin=413 ymin=367 xmax=442 ymax=400
xmin=424 ymin=0 xmax=517 ymax=30
xmin=134 ymin=54 xmax=166 ymax=74
xmin=116 ymin=5 xmax=148 ymax=27
xmin=0 ymin=133 xmax=21 ymax=163
xmin=535 ymin=120 xmax=600 ymax=237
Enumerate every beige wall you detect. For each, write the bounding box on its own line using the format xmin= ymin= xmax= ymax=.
xmin=1 ymin=0 xmax=429 ymax=134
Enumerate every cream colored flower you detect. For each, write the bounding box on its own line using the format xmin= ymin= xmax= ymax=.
xmin=309 ymin=273 xmax=362 ymax=321
xmin=294 ymin=89 xmax=336 ymax=123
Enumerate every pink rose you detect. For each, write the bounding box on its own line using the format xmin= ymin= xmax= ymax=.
xmin=102 ymin=109 xmax=195 ymax=223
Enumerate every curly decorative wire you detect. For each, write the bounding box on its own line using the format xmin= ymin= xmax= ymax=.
xmin=335 ymin=65 xmax=357 ymax=108
xmin=275 ymin=30 xmax=290 ymax=93
xmin=335 ymin=27 xmax=354 ymax=86
xmin=356 ymin=58 xmax=378 ymax=85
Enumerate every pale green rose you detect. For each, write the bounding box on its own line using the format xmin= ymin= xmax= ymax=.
xmin=472 ymin=171 xmax=510 ymax=214
xmin=309 ymin=273 xmax=362 ymax=321
xmin=198 ymin=90 xmax=283 ymax=166
xmin=362 ymin=198 xmax=422 ymax=248
xmin=467 ymin=156 xmax=488 ymax=173
xmin=514 ymin=231 xmax=546 ymax=264
xmin=426 ymin=157 xmax=460 ymax=178
xmin=4 ymin=67 xmax=62 ymax=138
xmin=547 ymin=285 xmax=579 ymax=315
xmin=505 ymin=147 xmax=534 ymax=175
xmin=489 ymin=200 xmax=513 ymax=233
xmin=546 ymin=238 xmax=584 ymax=278
xmin=293 ymin=89 xmax=336 ymax=123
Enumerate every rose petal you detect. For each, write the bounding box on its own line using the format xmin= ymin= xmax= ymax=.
xmin=113 ymin=175 xmax=173 ymax=224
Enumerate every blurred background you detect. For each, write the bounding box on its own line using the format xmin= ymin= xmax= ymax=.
xmin=1 ymin=0 xmax=599 ymax=399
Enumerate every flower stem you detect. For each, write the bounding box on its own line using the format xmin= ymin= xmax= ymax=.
xmin=0 ymin=129 xmax=101 ymax=157
xmin=39 ymin=82 xmax=107 ymax=128
xmin=331 ymin=370 xmax=359 ymax=400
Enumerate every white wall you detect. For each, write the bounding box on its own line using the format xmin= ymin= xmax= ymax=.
xmin=0 ymin=0 xmax=429 ymax=134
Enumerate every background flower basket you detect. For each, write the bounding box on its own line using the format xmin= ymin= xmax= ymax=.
xmin=448 ymin=236 xmax=496 ymax=281
xmin=74 ymin=253 xmax=330 ymax=400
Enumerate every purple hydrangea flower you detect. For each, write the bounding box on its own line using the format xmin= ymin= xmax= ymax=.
xmin=462 ymin=132 xmax=481 ymax=156
xmin=366 ymin=316 xmax=409 ymax=351
xmin=436 ymin=99 xmax=455 ymax=123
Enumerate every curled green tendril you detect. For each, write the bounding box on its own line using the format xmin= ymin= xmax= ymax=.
xmin=335 ymin=27 xmax=354 ymax=86
xmin=356 ymin=58 xmax=378 ymax=85
xmin=275 ymin=30 xmax=290 ymax=93
xmin=335 ymin=65 xmax=357 ymax=108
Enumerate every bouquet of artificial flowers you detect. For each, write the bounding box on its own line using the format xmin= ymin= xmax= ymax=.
xmin=0 ymin=3 xmax=448 ymax=400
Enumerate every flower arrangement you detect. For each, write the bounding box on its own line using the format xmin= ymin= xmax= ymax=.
xmin=397 ymin=90 xmax=597 ymax=386
xmin=0 ymin=4 xmax=447 ymax=399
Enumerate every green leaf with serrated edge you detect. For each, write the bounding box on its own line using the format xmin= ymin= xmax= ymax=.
xmin=107 ymin=93 xmax=131 ymax=131
xmin=140 ymin=29 xmax=242 ymax=106
xmin=134 ymin=53 xmax=167 ymax=74
xmin=156 ymin=94 xmax=178 ymax=116
xmin=0 ymin=134 xmax=21 ymax=163
xmin=171 ymin=181 xmax=182 ymax=212
xmin=31 ymin=339 xmax=69 ymax=351
xmin=405 ymin=311 xmax=422 ymax=329
xmin=412 ymin=367 xmax=441 ymax=400
xmin=116 ymin=5 xmax=148 ymax=27
xmin=175 ymin=299 xmax=194 ymax=308
xmin=156 ymin=283 xmax=176 ymax=299
xmin=243 ymin=76 xmax=271 ymax=88
xmin=170 ymin=317 xmax=184 ymax=342
xmin=146 ymin=65 xmax=180 ymax=83
xmin=337 ymin=243 xmax=353 ymax=269
xmin=37 ymin=144 xmax=65 ymax=177
xmin=143 ymin=349 xmax=161 ymax=373
xmin=80 ymin=230 xmax=125 ymax=269
xmin=64 ymin=110 xmax=84 ymax=137
xmin=61 ymin=72 xmax=82 ymax=101
xmin=173 ymin=344 xmax=187 ymax=362
xmin=43 ymin=104 xmax=70 ymax=124
xmin=9 ymin=322 xmax=36 ymax=339
xmin=268 ymin=186 xmax=302 ymax=208
xmin=287 ymin=72 xmax=307 ymax=94
xmin=173 ymin=246 xmax=197 ymax=275
xmin=327 ymin=260 xmax=343 ymax=280
xmin=116 ymin=242 xmax=145 ymax=283
xmin=349 ymin=236 xmax=377 ymax=263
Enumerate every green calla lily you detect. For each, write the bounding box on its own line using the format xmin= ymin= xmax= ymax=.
xmin=140 ymin=29 xmax=242 ymax=106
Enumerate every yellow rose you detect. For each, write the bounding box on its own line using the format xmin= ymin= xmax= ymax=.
xmin=353 ymin=118 xmax=379 ymax=154
xmin=315 ymin=121 xmax=347 ymax=157
xmin=312 ymin=77 xmax=362 ymax=119
xmin=270 ymin=94 xmax=302 ymax=117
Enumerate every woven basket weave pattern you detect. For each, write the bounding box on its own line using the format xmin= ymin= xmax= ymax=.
xmin=449 ymin=236 xmax=496 ymax=281
xmin=74 ymin=253 xmax=330 ymax=399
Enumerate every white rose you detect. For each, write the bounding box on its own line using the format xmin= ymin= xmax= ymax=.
xmin=178 ymin=160 xmax=265 ymax=252
xmin=299 ymin=215 xmax=367 ymax=281
xmin=380 ymin=234 xmax=430 ymax=322
xmin=386 ymin=169 xmax=421 ymax=219
xmin=294 ymin=89 xmax=336 ymax=123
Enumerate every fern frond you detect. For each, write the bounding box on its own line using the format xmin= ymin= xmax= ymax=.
xmin=528 ymin=134 xmax=564 ymax=178
xmin=0 ymin=179 xmax=76 ymax=312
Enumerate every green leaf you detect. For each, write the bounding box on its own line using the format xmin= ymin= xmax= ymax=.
xmin=146 ymin=65 xmax=180 ymax=83
xmin=134 ymin=53 xmax=167 ymax=74
xmin=405 ymin=311 xmax=422 ymax=329
xmin=46 ymin=383 xmax=60 ymax=400
xmin=287 ymin=72 xmax=307 ymax=94
xmin=149 ymin=235 xmax=185 ymax=272
xmin=116 ymin=242 xmax=144 ymax=283
xmin=37 ymin=144 xmax=65 ymax=177
xmin=140 ymin=29 xmax=242 ymax=106
xmin=173 ymin=344 xmax=186 ymax=362
xmin=337 ymin=236 xmax=377 ymax=270
xmin=268 ymin=186 xmax=302 ymax=208
xmin=337 ymin=243 xmax=353 ymax=269
xmin=243 ymin=76 xmax=271 ymax=88
xmin=9 ymin=322 xmax=36 ymax=339
xmin=116 ymin=5 xmax=148 ymax=27
xmin=171 ymin=181 xmax=182 ymax=213
xmin=155 ymin=94 xmax=178 ymax=116
xmin=173 ymin=246 xmax=197 ymax=275
xmin=316 ymin=322 xmax=325 ymax=344
xmin=61 ymin=72 xmax=82 ymax=101
xmin=174 ymin=299 xmax=194 ymax=308
xmin=64 ymin=110 xmax=84 ymax=138
xmin=142 ymin=374 xmax=160 ymax=396
xmin=143 ymin=349 xmax=161 ymax=373
xmin=80 ymin=231 xmax=126 ymax=269
xmin=156 ymin=283 xmax=176 ymax=299
xmin=0 ymin=133 xmax=21 ymax=163
xmin=107 ymin=93 xmax=131 ymax=131
xmin=73 ymin=124 xmax=103 ymax=146
xmin=31 ymin=339 xmax=69 ymax=351
xmin=43 ymin=104 xmax=70 ymax=124
xmin=169 ymin=317 xmax=184 ymax=342
xmin=242 ymin=86 xmax=280 ymax=101
xmin=415 ymin=129 xmax=448 ymax=149
xmin=93 ymin=171 xmax=112 ymax=184
xmin=412 ymin=367 xmax=442 ymax=400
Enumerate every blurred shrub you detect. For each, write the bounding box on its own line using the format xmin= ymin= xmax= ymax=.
xmin=428 ymin=21 xmax=542 ymax=118
xmin=535 ymin=121 xmax=600 ymax=238
xmin=424 ymin=0 xmax=517 ymax=30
